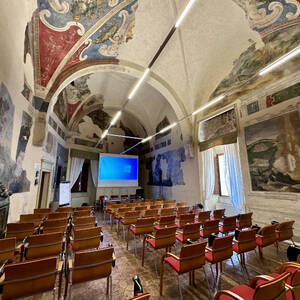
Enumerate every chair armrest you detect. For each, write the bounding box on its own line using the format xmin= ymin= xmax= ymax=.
xmin=145 ymin=234 xmax=155 ymax=239
xmin=16 ymin=243 xmax=24 ymax=250
xmin=69 ymin=236 xmax=73 ymax=241
xmin=256 ymin=234 xmax=263 ymax=238
xmin=0 ymin=273 xmax=5 ymax=286
xmin=176 ymin=230 xmax=183 ymax=235
xmin=206 ymin=247 xmax=213 ymax=252
xmin=215 ymin=290 xmax=245 ymax=300
xmin=275 ymin=262 xmax=300 ymax=273
xmin=57 ymin=260 xmax=63 ymax=272
xmin=250 ymin=275 xmax=274 ymax=288
xmin=165 ymin=252 xmax=180 ymax=260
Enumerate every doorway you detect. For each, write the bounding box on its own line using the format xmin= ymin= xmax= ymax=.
xmin=37 ymin=171 xmax=51 ymax=208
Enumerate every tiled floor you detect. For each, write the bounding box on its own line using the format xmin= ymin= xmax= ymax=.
xmin=15 ymin=213 xmax=290 ymax=300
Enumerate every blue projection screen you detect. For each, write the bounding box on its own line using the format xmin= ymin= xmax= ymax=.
xmin=98 ymin=154 xmax=138 ymax=187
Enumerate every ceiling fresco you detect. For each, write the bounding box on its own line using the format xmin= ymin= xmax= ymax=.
xmin=31 ymin=0 xmax=137 ymax=89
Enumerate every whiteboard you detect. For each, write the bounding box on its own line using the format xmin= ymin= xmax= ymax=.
xmin=59 ymin=181 xmax=71 ymax=206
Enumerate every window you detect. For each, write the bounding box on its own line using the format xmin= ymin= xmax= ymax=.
xmin=71 ymin=162 xmax=89 ymax=193
xmin=214 ymin=154 xmax=229 ymax=197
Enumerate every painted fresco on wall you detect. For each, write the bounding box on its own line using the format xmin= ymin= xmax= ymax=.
xmin=212 ymin=23 xmax=300 ymax=99
xmin=54 ymin=93 xmax=68 ymax=127
xmin=245 ymin=110 xmax=300 ymax=192
xmin=43 ymin=131 xmax=57 ymax=157
xmin=21 ymin=76 xmax=33 ymax=102
xmin=146 ymin=147 xmax=186 ymax=186
xmin=199 ymin=109 xmax=237 ymax=142
xmin=8 ymin=112 xmax=33 ymax=193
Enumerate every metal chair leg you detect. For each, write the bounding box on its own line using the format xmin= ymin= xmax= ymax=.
xmin=203 ymin=266 xmax=212 ymax=299
xmin=177 ymin=274 xmax=183 ymax=300
xmin=109 ymin=275 xmax=112 ymax=300
xmin=52 ymin=287 xmax=56 ymax=300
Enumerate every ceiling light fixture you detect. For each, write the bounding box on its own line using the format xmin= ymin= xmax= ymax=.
xmin=192 ymin=93 xmax=226 ymax=116
xmin=110 ymin=110 xmax=122 ymax=126
xmin=128 ymin=68 xmax=150 ymax=100
xmin=175 ymin=0 xmax=197 ymax=28
xmin=101 ymin=129 xmax=108 ymax=139
xmin=141 ymin=136 xmax=153 ymax=143
xmin=259 ymin=45 xmax=300 ymax=76
xmin=159 ymin=122 xmax=177 ymax=134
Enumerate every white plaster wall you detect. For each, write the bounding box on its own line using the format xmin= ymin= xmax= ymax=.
xmin=0 ymin=0 xmax=40 ymax=221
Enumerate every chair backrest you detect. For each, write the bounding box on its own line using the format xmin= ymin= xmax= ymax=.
xmin=176 ymin=202 xmax=187 ymax=207
xmin=73 ymin=227 xmax=101 ymax=252
xmin=213 ymin=209 xmax=225 ymax=219
xmin=73 ymin=210 xmax=90 ymax=218
xmin=276 ymin=220 xmax=294 ymax=242
xmin=110 ymin=195 xmax=119 ymax=200
xmin=144 ymin=199 xmax=153 ymax=203
xmin=122 ymin=211 xmax=141 ymax=225
xmin=221 ymin=216 xmax=237 ymax=233
xmin=178 ymin=214 xmax=195 ymax=227
xmin=133 ymin=200 xmax=142 ymax=204
xmin=237 ymin=212 xmax=253 ymax=229
xmin=6 ymin=222 xmax=35 ymax=241
xmin=135 ymin=206 xmax=147 ymax=211
xmin=48 ymin=212 xmax=70 ymax=220
xmin=77 ymin=206 xmax=93 ymax=211
xmin=134 ymin=218 xmax=155 ymax=235
xmin=258 ymin=224 xmax=277 ymax=246
xmin=0 ymin=237 xmax=16 ymax=263
xmin=72 ymin=247 xmax=114 ymax=284
xmin=25 ymin=232 xmax=63 ymax=260
xmin=253 ymin=272 xmax=290 ymax=300
xmin=160 ymin=208 xmax=175 ymax=216
xmin=154 ymin=226 xmax=177 ymax=249
xmin=182 ymin=223 xmax=201 ymax=242
xmin=236 ymin=228 xmax=257 ymax=253
xmin=19 ymin=214 xmax=44 ymax=227
xmin=197 ymin=211 xmax=211 ymax=223
xmin=177 ymin=206 xmax=190 ymax=215
xmin=43 ymin=219 xmax=68 ymax=234
xmin=201 ymin=219 xmax=219 ymax=237
xmin=34 ymin=208 xmax=51 ymax=215
xmin=179 ymin=241 xmax=206 ymax=273
xmin=159 ymin=215 xmax=176 ymax=227
xmin=2 ymin=256 xmax=57 ymax=300
xmin=154 ymin=200 xmax=164 ymax=205
xmin=56 ymin=206 xmax=73 ymax=213
xmin=116 ymin=207 xmax=132 ymax=218
xmin=150 ymin=204 xmax=163 ymax=210
xmin=165 ymin=200 xmax=176 ymax=204
xmin=73 ymin=216 xmax=96 ymax=229
xmin=121 ymin=194 xmax=128 ymax=199
xmin=163 ymin=203 xmax=175 ymax=208
xmin=211 ymin=235 xmax=234 ymax=262
xmin=144 ymin=209 xmax=158 ymax=218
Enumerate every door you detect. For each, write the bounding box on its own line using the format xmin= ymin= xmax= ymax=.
xmin=37 ymin=171 xmax=50 ymax=208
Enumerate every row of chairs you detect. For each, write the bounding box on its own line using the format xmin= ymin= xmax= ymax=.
xmin=215 ymin=260 xmax=300 ymax=300
xmin=0 ymin=206 xmax=117 ymax=300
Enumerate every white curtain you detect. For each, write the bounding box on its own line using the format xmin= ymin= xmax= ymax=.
xmin=90 ymin=160 xmax=99 ymax=187
xmin=224 ymin=143 xmax=245 ymax=212
xmin=70 ymin=157 xmax=85 ymax=188
xmin=201 ymin=148 xmax=215 ymax=210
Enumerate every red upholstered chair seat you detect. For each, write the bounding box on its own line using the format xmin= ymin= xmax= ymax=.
xmin=218 ymin=285 xmax=255 ymax=300
xmin=164 ymin=256 xmax=181 ymax=273
xmin=130 ymin=228 xmax=137 ymax=234
xmin=145 ymin=238 xmax=156 ymax=249
xmin=176 ymin=234 xmax=184 ymax=243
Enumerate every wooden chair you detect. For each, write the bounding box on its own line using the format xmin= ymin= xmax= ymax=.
xmin=256 ymin=224 xmax=277 ymax=258
xmin=205 ymin=235 xmax=234 ymax=278
xmin=163 ymin=203 xmax=175 ymax=208
xmin=236 ymin=212 xmax=253 ymax=229
xmin=176 ymin=223 xmax=201 ymax=244
xmin=127 ymin=217 xmax=155 ymax=253
xmin=56 ymin=206 xmax=73 ymax=213
xmin=0 ymin=237 xmax=16 ymax=264
xmin=160 ymin=208 xmax=175 ymax=217
xmin=154 ymin=215 xmax=176 ymax=230
xmin=43 ymin=219 xmax=69 ymax=234
xmin=48 ymin=212 xmax=70 ymax=220
xmin=165 ymin=200 xmax=176 ymax=204
xmin=73 ymin=210 xmax=90 ymax=218
xmin=6 ymin=222 xmax=35 ymax=242
xmin=1 ymin=256 xmax=63 ymax=300
xmin=176 ymin=213 xmax=195 ymax=228
xmin=142 ymin=226 xmax=177 ymax=268
xmin=197 ymin=211 xmax=211 ymax=224
xmin=144 ymin=209 xmax=159 ymax=219
xmin=160 ymin=241 xmax=208 ymax=297
xmin=176 ymin=206 xmax=190 ymax=216
xmin=233 ymin=228 xmax=257 ymax=266
xmin=200 ymin=219 xmax=219 ymax=238
xmin=23 ymin=232 xmax=64 ymax=260
xmin=77 ymin=205 xmax=93 ymax=211
xmin=19 ymin=214 xmax=44 ymax=228
xmin=150 ymin=204 xmax=163 ymax=210
xmin=176 ymin=202 xmax=187 ymax=207
xmin=34 ymin=208 xmax=51 ymax=214
xmin=121 ymin=194 xmax=128 ymax=200
xmin=135 ymin=205 xmax=148 ymax=211
xmin=275 ymin=220 xmax=295 ymax=244
xmin=72 ymin=216 xmax=96 ymax=230
xmin=133 ymin=200 xmax=142 ymax=204
xmin=219 ymin=216 xmax=237 ymax=235
xmin=114 ymin=207 xmax=132 ymax=233
xmin=71 ymin=227 xmax=101 ymax=252
xmin=212 ymin=209 xmax=225 ymax=220
xmin=64 ymin=248 xmax=114 ymax=300
xmin=120 ymin=211 xmax=141 ymax=240
xmin=215 ymin=272 xmax=290 ymax=300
